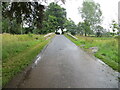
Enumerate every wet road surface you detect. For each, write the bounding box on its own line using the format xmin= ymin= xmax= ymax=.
xmin=6 ymin=35 xmax=118 ymax=88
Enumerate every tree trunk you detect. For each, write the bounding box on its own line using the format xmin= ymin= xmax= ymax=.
xmin=85 ymin=32 xmax=87 ymax=36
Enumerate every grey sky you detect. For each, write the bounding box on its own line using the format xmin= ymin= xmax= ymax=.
xmin=64 ymin=0 xmax=119 ymax=31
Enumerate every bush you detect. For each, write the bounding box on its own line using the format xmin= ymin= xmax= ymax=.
xmin=71 ymin=31 xmax=76 ymax=35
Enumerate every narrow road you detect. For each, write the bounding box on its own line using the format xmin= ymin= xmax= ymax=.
xmin=6 ymin=35 xmax=118 ymax=88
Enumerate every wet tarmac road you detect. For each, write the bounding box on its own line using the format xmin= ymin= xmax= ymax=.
xmin=6 ymin=35 xmax=118 ymax=88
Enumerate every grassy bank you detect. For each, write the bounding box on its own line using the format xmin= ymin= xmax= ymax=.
xmin=65 ymin=34 xmax=119 ymax=72
xmin=2 ymin=33 xmax=55 ymax=87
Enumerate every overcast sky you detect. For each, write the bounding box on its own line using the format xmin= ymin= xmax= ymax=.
xmin=64 ymin=0 xmax=120 ymax=31
xmin=43 ymin=0 xmax=119 ymax=31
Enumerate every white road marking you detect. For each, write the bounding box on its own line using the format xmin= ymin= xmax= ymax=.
xmin=35 ymin=56 xmax=41 ymax=65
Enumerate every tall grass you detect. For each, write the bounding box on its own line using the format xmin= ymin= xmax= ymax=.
xmin=65 ymin=34 xmax=119 ymax=72
xmin=2 ymin=34 xmax=45 ymax=61
xmin=2 ymin=33 xmax=54 ymax=87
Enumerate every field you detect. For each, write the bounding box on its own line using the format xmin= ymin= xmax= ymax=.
xmin=2 ymin=33 xmax=55 ymax=87
xmin=65 ymin=34 xmax=119 ymax=72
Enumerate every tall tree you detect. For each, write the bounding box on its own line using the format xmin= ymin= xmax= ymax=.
xmin=65 ymin=18 xmax=77 ymax=35
xmin=45 ymin=2 xmax=66 ymax=33
xmin=79 ymin=0 xmax=102 ymax=32
xmin=77 ymin=22 xmax=84 ymax=35
xmin=77 ymin=21 xmax=91 ymax=36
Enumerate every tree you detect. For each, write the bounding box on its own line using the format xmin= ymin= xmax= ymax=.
xmin=2 ymin=2 xmax=45 ymax=34
xmin=77 ymin=20 xmax=92 ymax=36
xmin=2 ymin=18 xmax=10 ymax=33
xmin=79 ymin=0 xmax=102 ymax=33
xmin=45 ymin=2 xmax=66 ymax=33
xmin=2 ymin=0 xmax=66 ymax=34
xmin=77 ymin=22 xmax=85 ymax=35
xmin=64 ymin=18 xmax=77 ymax=35
xmin=96 ymin=25 xmax=103 ymax=37
xmin=110 ymin=20 xmax=119 ymax=36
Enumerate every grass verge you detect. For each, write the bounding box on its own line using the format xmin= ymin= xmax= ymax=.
xmin=2 ymin=33 xmax=55 ymax=87
xmin=65 ymin=34 xmax=119 ymax=72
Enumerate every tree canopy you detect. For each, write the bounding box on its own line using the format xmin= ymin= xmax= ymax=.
xmin=45 ymin=2 xmax=66 ymax=33
xmin=78 ymin=0 xmax=102 ymax=36
xmin=1 ymin=0 xmax=66 ymax=34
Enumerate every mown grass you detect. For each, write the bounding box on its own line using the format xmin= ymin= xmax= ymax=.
xmin=65 ymin=34 xmax=119 ymax=72
xmin=2 ymin=33 xmax=55 ymax=87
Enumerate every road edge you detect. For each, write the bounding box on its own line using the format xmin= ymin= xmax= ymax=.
xmin=4 ymin=35 xmax=56 ymax=88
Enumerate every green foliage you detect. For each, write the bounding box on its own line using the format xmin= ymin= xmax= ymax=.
xmin=65 ymin=18 xmax=77 ymax=34
xmin=2 ymin=1 xmax=67 ymax=34
xmin=79 ymin=0 xmax=102 ymax=32
xmin=2 ymin=18 xmax=10 ymax=33
xmin=2 ymin=2 xmax=45 ymax=34
xmin=96 ymin=25 xmax=104 ymax=37
xmin=77 ymin=21 xmax=91 ymax=36
xmin=2 ymin=18 xmax=21 ymax=34
xmin=110 ymin=20 xmax=120 ymax=36
xmin=44 ymin=2 xmax=66 ymax=33
xmin=70 ymin=30 xmax=76 ymax=35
